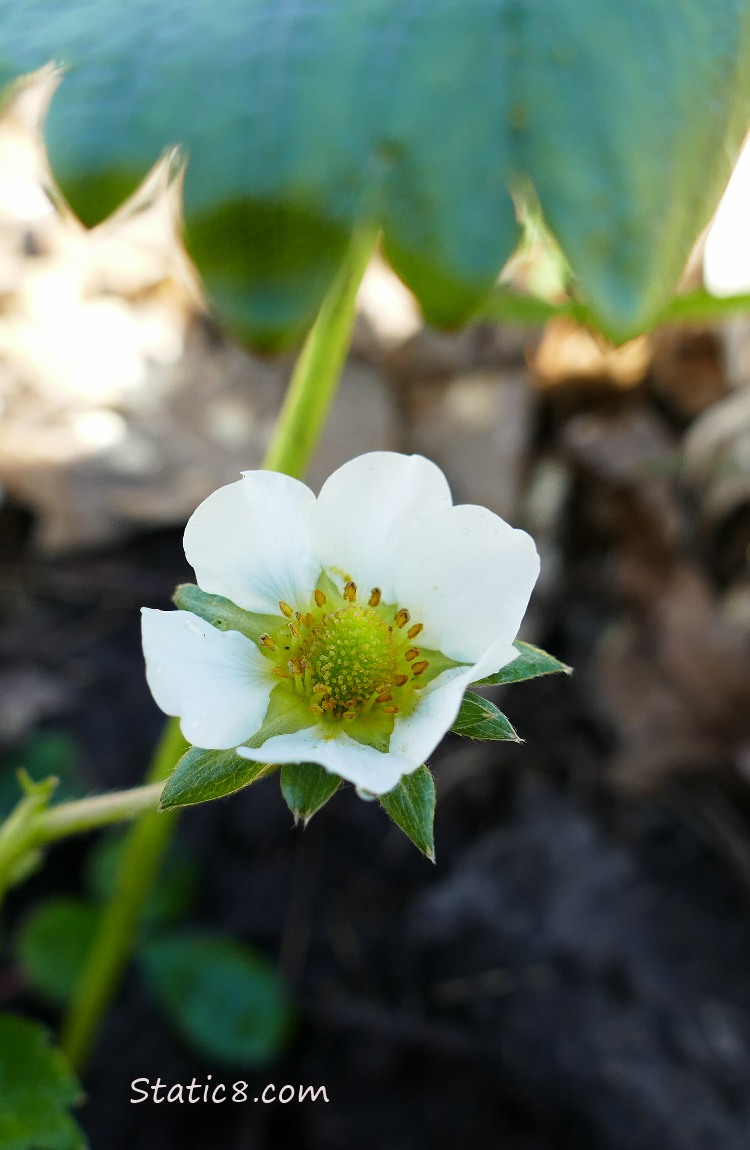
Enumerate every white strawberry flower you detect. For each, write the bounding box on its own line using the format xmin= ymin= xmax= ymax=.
xmin=142 ymin=452 xmax=539 ymax=796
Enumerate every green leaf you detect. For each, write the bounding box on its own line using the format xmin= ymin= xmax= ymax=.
xmin=15 ymin=898 xmax=98 ymax=1008
xmin=141 ymin=933 xmax=293 ymax=1068
xmin=0 ymin=1014 xmax=86 ymax=1150
xmin=280 ymin=762 xmax=341 ymax=826
xmin=159 ymin=747 xmax=275 ymax=811
xmin=379 ymin=765 xmax=436 ymax=862
xmin=2 ymin=0 xmax=748 ymax=344
xmin=84 ymin=834 xmax=199 ymax=930
xmin=451 ymin=691 xmax=521 ymax=742
xmin=474 ymin=640 xmax=571 ymax=686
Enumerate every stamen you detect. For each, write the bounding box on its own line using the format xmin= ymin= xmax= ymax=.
xmin=313 ymin=683 xmax=331 ymax=694
xmin=295 ymin=610 xmax=303 ymax=623
xmin=260 ymin=634 xmax=276 ymax=651
xmin=289 ymin=622 xmax=300 ymax=638
xmin=344 ymin=580 xmax=357 ymax=602
xmin=305 ymin=612 xmax=314 ymax=629
xmin=394 ymin=673 xmax=408 ymax=687
xmin=376 ymin=691 xmax=392 ymax=703
xmin=322 ymin=699 xmax=337 ymax=711
xmin=394 ymin=608 xmax=410 ymax=628
xmin=369 ymin=587 xmax=381 ymax=607
xmin=272 ymin=665 xmax=290 ymax=678
xmin=288 ymin=657 xmax=304 ymax=676
xmin=411 ymin=660 xmax=429 ymax=676
xmin=404 ymin=647 xmax=420 ymax=662
xmin=382 ymin=705 xmax=400 ymax=714
xmin=314 ymin=589 xmax=327 ymax=608
xmin=309 ymin=703 xmax=324 ymax=715
xmin=279 ymin=601 xmax=293 ymax=618
xmin=407 ymin=623 xmax=424 ymax=640
xmin=343 ymin=710 xmax=357 ymax=720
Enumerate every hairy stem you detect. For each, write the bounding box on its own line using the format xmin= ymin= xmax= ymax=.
xmin=59 ymin=222 xmax=379 ymax=1072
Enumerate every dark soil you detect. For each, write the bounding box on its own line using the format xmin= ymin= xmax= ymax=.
xmin=3 ymin=493 xmax=750 ymax=1150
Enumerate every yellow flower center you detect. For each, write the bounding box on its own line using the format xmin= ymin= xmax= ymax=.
xmin=300 ymin=606 xmax=397 ymax=710
xmin=258 ymin=577 xmax=438 ymax=726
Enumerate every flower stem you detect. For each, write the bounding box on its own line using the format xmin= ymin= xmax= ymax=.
xmin=58 ymin=222 xmax=379 ymax=1072
xmin=263 ymin=223 xmax=380 ymax=476
xmin=59 ymin=719 xmax=186 ymax=1070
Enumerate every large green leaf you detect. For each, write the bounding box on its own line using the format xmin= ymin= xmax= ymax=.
xmin=1 ymin=1 xmax=748 ymax=344
xmin=0 ymin=1014 xmax=85 ymax=1150
xmin=141 ymin=933 xmax=293 ymax=1068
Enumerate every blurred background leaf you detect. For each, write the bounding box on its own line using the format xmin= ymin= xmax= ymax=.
xmin=140 ymin=933 xmax=294 ymax=1067
xmin=15 ymin=898 xmax=99 ymax=1007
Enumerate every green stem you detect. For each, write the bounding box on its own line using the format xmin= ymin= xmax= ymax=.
xmin=40 ymin=783 xmax=165 ymax=842
xmin=59 ymin=719 xmax=186 ymax=1069
xmin=59 ymin=222 xmax=379 ymax=1072
xmin=263 ymin=223 xmax=379 ymax=476
xmin=0 ymin=781 xmax=165 ymax=902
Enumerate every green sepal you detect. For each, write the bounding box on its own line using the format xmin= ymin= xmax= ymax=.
xmin=379 ymin=765 xmax=436 ymax=862
xmin=159 ymin=746 xmax=275 ymax=811
xmin=0 ymin=1014 xmax=86 ymax=1150
xmin=280 ymin=762 xmax=341 ymax=826
xmin=473 ymin=641 xmax=571 ymax=686
xmin=173 ymin=584 xmax=280 ymax=645
xmin=451 ymin=691 xmax=521 ymax=742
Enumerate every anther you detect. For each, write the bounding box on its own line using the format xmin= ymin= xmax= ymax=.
xmin=382 ymin=705 xmax=400 ymax=715
xmin=369 ymin=588 xmax=382 ymax=607
xmin=314 ymin=588 xmax=327 ymax=608
xmin=309 ymin=703 xmax=324 ymax=716
xmin=411 ymin=660 xmax=429 ymax=676
xmin=404 ymin=647 xmax=420 ymax=662
xmin=407 ymin=622 xmax=424 ymax=640
xmin=376 ymin=691 xmax=392 ymax=703
xmin=260 ymin=634 xmax=276 ymax=651
xmin=394 ymin=608 xmax=410 ymax=628
xmin=344 ymin=580 xmax=357 ymax=602
xmin=322 ymin=699 xmax=337 ymax=711
xmin=394 ymin=673 xmax=408 ymax=686
xmin=313 ymin=683 xmax=331 ymax=694
xmin=305 ymin=612 xmax=314 ymax=629
xmin=288 ymin=657 xmax=304 ymax=676
xmin=279 ymin=601 xmax=293 ymax=618
xmin=342 ymin=710 xmax=357 ymax=720
xmin=272 ymin=666 xmax=290 ymax=678
xmin=289 ymin=622 xmax=300 ymax=638
xmin=295 ymin=611 xmax=303 ymax=623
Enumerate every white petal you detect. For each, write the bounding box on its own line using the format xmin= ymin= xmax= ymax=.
xmin=392 ymin=504 xmax=540 ymax=663
xmin=183 ymin=471 xmax=319 ymax=614
xmin=390 ymin=666 xmax=476 ymax=764
xmin=392 ymin=639 xmax=519 ymax=763
xmin=314 ymin=453 xmax=453 ymax=600
xmin=141 ymin=608 xmax=274 ymax=749
xmin=238 ymin=727 xmax=413 ymax=795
